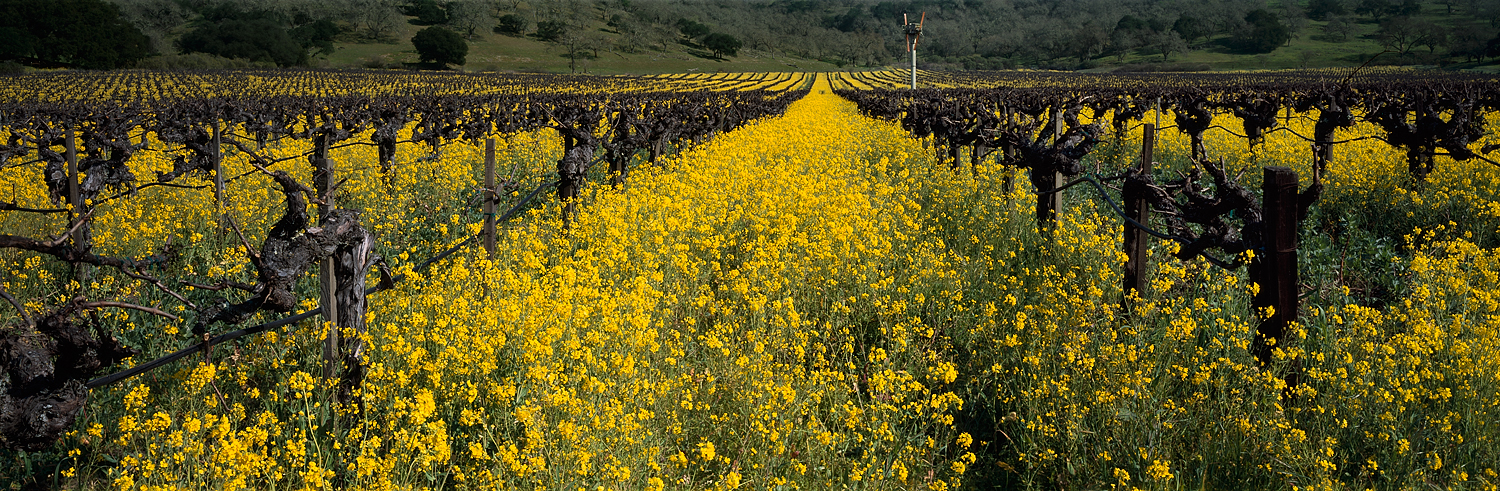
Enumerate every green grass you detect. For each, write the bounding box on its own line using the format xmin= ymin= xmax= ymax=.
xmin=1091 ymin=4 xmax=1500 ymax=72
xmin=319 ymin=20 xmax=850 ymax=75
xmin=137 ymin=0 xmax=1500 ymax=74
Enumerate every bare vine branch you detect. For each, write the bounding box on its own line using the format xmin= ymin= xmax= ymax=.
xmin=78 ymin=301 xmax=180 ymax=321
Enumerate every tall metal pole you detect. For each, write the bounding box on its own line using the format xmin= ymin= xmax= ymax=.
xmin=904 ymin=13 xmax=922 ymax=90
xmin=910 ymin=48 xmax=917 ymax=89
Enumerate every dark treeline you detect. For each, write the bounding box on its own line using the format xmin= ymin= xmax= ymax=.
xmin=4 ymin=0 xmax=1500 ymax=71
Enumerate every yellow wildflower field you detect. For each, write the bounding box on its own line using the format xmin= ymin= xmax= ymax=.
xmin=2 ymin=73 xmax=1499 ymax=490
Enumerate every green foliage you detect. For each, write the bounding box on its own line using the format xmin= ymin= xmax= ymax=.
xmin=1356 ymin=0 xmax=1389 ymax=21
xmin=1232 ymin=9 xmax=1291 ymax=54
xmin=1115 ymin=15 xmax=1150 ymax=33
xmin=402 ymin=0 xmax=448 ymax=26
xmin=0 ymin=26 xmax=34 ymax=61
xmin=179 ymin=11 xmax=300 ymax=67
xmin=1448 ymin=26 xmax=1493 ymax=61
xmin=177 ymin=7 xmax=339 ymax=67
xmin=1393 ymin=0 xmax=1422 ymax=17
xmin=824 ymin=6 xmax=865 ymax=33
xmin=0 ymin=0 xmax=150 ymax=69
xmin=534 ymin=20 xmax=566 ymax=43
xmin=1308 ymin=0 xmax=1348 ymax=21
xmin=411 ymin=26 xmax=467 ymax=67
xmin=1357 ymin=0 xmax=1419 ymax=23
xmin=1322 ymin=15 xmax=1358 ymax=42
xmin=1171 ymin=15 xmax=1210 ymax=45
xmin=291 ymin=19 xmax=341 ymax=58
xmin=702 ymin=32 xmax=742 ymax=59
xmin=1069 ymin=23 xmax=1110 ymax=62
xmin=676 ymin=18 xmax=710 ymax=39
xmin=27 ymin=0 xmax=1499 ymax=73
xmin=495 ymin=13 xmax=527 ymax=36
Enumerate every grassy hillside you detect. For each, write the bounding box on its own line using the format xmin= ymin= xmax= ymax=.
xmin=318 ymin=16 xmax=847 ymax=75
xmin=319 ymin=8 xmax=1498 ymax=75
xmin=107 ymin=0 xmax=1500 ymax=74
xmin=1101 ymin=6 xmax=1499 ymax=72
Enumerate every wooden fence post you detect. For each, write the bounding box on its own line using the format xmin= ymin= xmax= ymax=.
xmin=333 ymin=216 xmax=372 ymax=407
xmin=971 ymin=144 xmax=986 ymax=177
xmin=1051 ymin=169 xmax=1065 ymax=221
xmin=1051 ymin=110 xmax=1064 ymax=217
xmin=1002 ymin=108 xmax=1015 ymax=196
xmin=1037 ymin=109 xmax=1064 ymax=234
xmin=212 ymin=120 xmax=222 ymax=203
xmin=484 ymin=138 xmax=496 ymax=258
xmin=1123 ymin=124 xmax=1156 ymax=310
xmin=66 ymin=127 xmax=90 ymax=285
xmin=212 ymin=119 xmax=225 ymax=230
xmin=1154 ymin=97 xmax=1161 ymax=128
xmin=1001 ymin=162 xmax=1014 ymax=197
xmin=66 ymin=126 xmax=78 ymax=235
xmin=313 ymin=132 xmax=339 ymax=380
xmin=560 ymin=132 xmax=575 ymax=228
xmin=1252 ymin=167 xmax=1300 ymax=375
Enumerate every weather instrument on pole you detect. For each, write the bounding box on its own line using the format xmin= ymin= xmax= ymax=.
xmin=903 ymin=13 xmax=924 ymax=90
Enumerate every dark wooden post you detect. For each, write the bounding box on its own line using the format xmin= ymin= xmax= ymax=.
xmin=313 ymin=132 xmax=334 ymax=219
xmin=947 ymin=142 xmax=961 ymax=172
xmin=1154 ymin=97 xmax=1161 ymax=128
xmin=312 ymin=132 xmax=339 ymax=380
xmin=484 ymin=138 xmax=497 ymax=258
xmin=560 ymin=132 xmax=576 ymax=228
xmin=66 ymin=127 xmax=90 ymax=285
xmin=378 ymin=137 xmax=396 ymax=175
xmin=333 ymin=215 xmax=372 ymax=406
xmin=212 ymin=120 xmax=223 ymax=205
xmin=971 ymin=144 xmax=986 ymax=177
xmin=1050 ymin=170 xmax=1065 ymax=220
xmin=1037 ymin=110 xmax=1064 ymax=234
xmin=1123 ymin=124 xmax=1156 ymax=308
xmin=1002 ymin=108 xmax=1015 ymax=196
xmin=66 ymin=127 xmax=79 ymax=237
xmin=211 ymin=119 xmax=225 ymax=232
xmin=1001 ymin=161 xmax=1014 ymax=196
xmin=1051 ymin=111 xmax=1065 ymax=216
xmin=1252 ymin=167 xmax=1300 ymax=370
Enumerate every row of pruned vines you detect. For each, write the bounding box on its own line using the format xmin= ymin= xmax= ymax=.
xmin=836 ymin=68 xmax=1500 ymax=403
xmin=0 ymin=69 xmax=807 ymax=449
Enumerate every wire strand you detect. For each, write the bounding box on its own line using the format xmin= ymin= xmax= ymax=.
xmin=85 ymin=179 xmax=561 ymax=389
xmin=1038 ymin=173 xmax=1240 ymax=270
